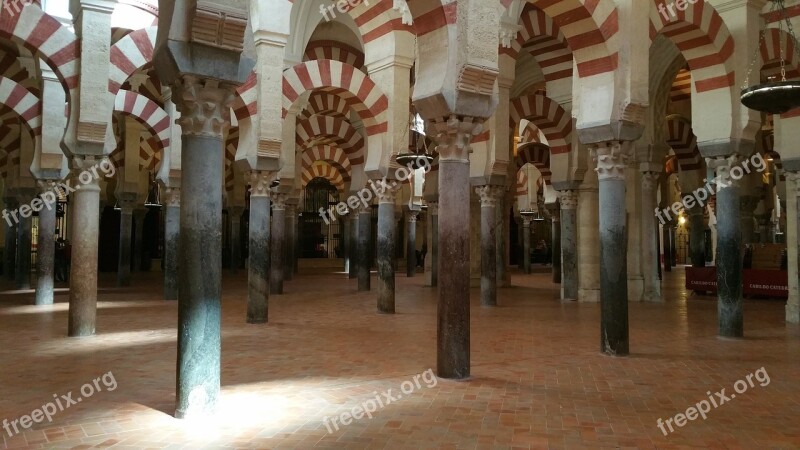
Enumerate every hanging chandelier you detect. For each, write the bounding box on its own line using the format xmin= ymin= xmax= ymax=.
xmin=741 ymin=0 xmax=800 ymax=114
xmin=395 ymin=107 xmax=436 ymax=170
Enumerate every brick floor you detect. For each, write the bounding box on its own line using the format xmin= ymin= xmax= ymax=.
xmin=0 ymin=267 xmax=798 ymax=449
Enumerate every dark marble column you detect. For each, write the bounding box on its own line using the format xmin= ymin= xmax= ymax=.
xmin=163 ymin=186 xmax=180 ymax=301
xmin=476 ymin=185 xmax=502 ymax=306
xmin=640 ymin=172 xmax=662 ymax=301
xmin=376 ymin=188 xmax=398 ymax=313
xmin=435 ymin=119 xmax=479 ymax=380
xmin=270 ymin=193 xmax=286 ymax=295
xmin=428 ymin=201 xmax=439 ymax=287
xmin=593 ymin=142 xmax=630 ymax=356
xmin=348 ymin=214 xmax=357 ymax=279
xmin=246 ymin=171 xmax=272 ymax=323
xmin=173 ymin=77 xmax=235 ymax=418
xmin=4 ymin=198 xmax=17 ymax=281
xmin=133 ymin=208 xmax=147 ymax=271
xmin=15 ymin=211 xmax=32 ymax=290
xmin=343 ymin=212 xmax=351 ymax=274
xmin=522 ymin=216 xmax=532 ymax=274
xmin=68 ymin=156 xmax=102 ymax=337
xmin=117 ymin=204 xmax=134 ymax=287
xmin=548 ymin=204 xmax=561 ymax=284
xmin=35 ymin=182 xmax=57 ymax=305
xmin=708 ymin=156 xmax=743 ymax=338
xmin=228 ymin=207 xmax=243 ymax=274
xmin=689 ymin=206 xmax=706 ymax=267
xmin=558 ymin=190 xmax=578 ymax=300
xmin=495 ymin=193 xmax=508 ymax=287
xmin=406 ymin=210 xmax=419 ymax=277
xmin=740 ymin=195 xmax=758 ymax=245
xmin=662 ymin=223 xmax=672 ymax=273
xmin=357 ymin=204 xmax=371 ymax=291
xmin=284 ymin=204 xmax=296 ymax=281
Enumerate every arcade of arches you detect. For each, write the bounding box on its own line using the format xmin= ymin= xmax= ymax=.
xmin=0 ymin=0 xmax=799 ymax=448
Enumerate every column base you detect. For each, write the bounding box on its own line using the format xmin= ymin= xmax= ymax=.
xmin=578 ymin=288 xmax=600 ymax=303
xmin=786 ymin=303 xmax=800 ymax=324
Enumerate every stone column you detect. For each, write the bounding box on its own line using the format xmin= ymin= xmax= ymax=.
xmin=740 ymin=195 xmax=758 ymax=245
xmin=476 ymin=185 xmax=502 ymax=306
xmin=163 ymin=186 xmax=180 ymax=301
xmin=641 ymin=172 xmax=662 ymax=301
xmin=522 ymin=216 xmax=532 ymax=275
xmin=68 ymin=156 xmax=102 ymax=337
xmin=343 ymin=212 xmax=351 ymax=274
xmin=228 ymin=207 xmax=243 ymax=274
xmin=662 ymin=223 xmax=672 ymax=273
xmin=356 ymin=204 xmax=371 ymax=291
xmin=4 ymin=199 xmax=17 ymax=281
xmin=117 ymin=204 xmax=134 ymax=287
xmin=376 ymin=187 xmax=399 ymax=313
xmin=689 ymin=206 xmax=706 ymax=267
xmin=15 ymin=204 xmax=32 ymax=290
xmin=269 ymin=193 xmax=286 ymax=295
xmin=348 ymin=213 xmax=357 ymax=279
xmin=247 ymin=171 xmax=272 ymax=323
xmin=173 ymin=77 xmax=235 ymax=418
xmin=592 ymin=142 xmax=630 ymax=356
xmin=435 ymin=118 xmax=479 ymax=380
xmin=577 ymin=173 xmax=601 ymax=302
xmin=786 ymin=173 xmax=800 ymax=323
xmin=558 ymin=190 xmax=579 ymax=300
xmin=496 ymin=192 xmax=509 ymax=287
xmin=35 ymin=182 xmax=57 ymax=305
xmin=707 ymin=155 xmax=743 ymax=338
xmin=406 ymin=210 xmax=419 ymax=277
xmin=133 ymin=208 xmax=147 ymax=271
xmin=548 ymin=203 xmax=561 ymax=284
xmin=284 ymin=204 xmax=296 ymax=281
xmin=427 ymin=201 xmax=439 ymax=287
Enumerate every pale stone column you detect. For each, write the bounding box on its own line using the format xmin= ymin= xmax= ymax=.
xmin=406 ymin=210 xmax=419 ymax=277
xmin=14 ymin=190 xmax=35 ymax=290
xmin=117 ymin=204 xmax=134 ymax=287
xmin=689 ymin=206 xmax=706 ymax=267
xmin=133 ymin=208 xmax=147 ymax=271
xmin=578 ymin=171 xmax=601 ymax=303
xmin=548 ymin=203 xmax=561 ymax=284
xmin=784 ymin=173 xmax=799 ymax=324
xmin=284 ymin=204 xmax=296 ymax=281
xmin=476 ymin=185 xmax=502 ymax=306
xmin=247 ymin=171 xmax=272 ymax=323
xmin=435 ymin=118 xmax=480 ymax=380
xmin=228 ymin=207 xmax=243 ymax=273
xmin=348 ymin=213 xmax=357 ymax=279
xmin=163 ymin=186 xmax=180 ymax=301
xmin=426 ymin=201 xmax=439 ymax=287
xmin=641 ymin=172 xmax=662 ymax=301
xmin=3 ymin=199 xmax=17 ymax=281
xmin=68 ymin=156 xmax=103 ymax=337
xmin=270 ymin=193 xmax=287 ymax=295
xmin=356 ymin=203 xmax=372 ymax=292
xmin=35 ymin=182 xmax=57 ymax=305
xmin=707 ymin=155 xmax=744 ymax=338
xmin=522 ymin=216 xmax=532 ymax=275
xmin=173 ymin=77 xmax=236 ymax=418
xmin=376 ymin=186 xmax=399 ymax=313
xmin=496 ymin=191 xmax=510 ymax=288
xmin=558 ymin=190 xmax=579 ymax=300
xmin=592 ymin=142 xmax=631 ymax=356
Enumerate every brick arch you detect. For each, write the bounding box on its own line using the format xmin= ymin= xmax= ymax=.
xmin=296 ymin=114 xmax=365 ymax=166
xmin=283 ymin=59 xmax=388 ymax=135
xmin=0 ymin=124 xmax=20 ymax=179
xmin=299 ymin=92 xmax=352 ymax=121
xmin=520 ymin=122 xmax=543 ymax=144
xmin=665 ymin=115 xmax=702 ymax=172
xmin=225 ymin=127 xmax=238 ymax=192
xmin=304 ymin=40 xmax=365 ymax=69
xmin=516 ymin=142 xmax=551 ymax=182
xmin=302 ymin=162 xmax=345 ymax=192
xmin=502 ymin=5 xmax=572 ymax=83
xmin=515 ymin=169 xmax=528 ymax=198
xmin=112 ymin=90 xmax=170 ymax=158
xmin=301 ymin=145 xmax=352 ymax=183
xmin=649 ymin=0 xmax=735 ymax=94
xmin=509 ymin=93 xmax=571 ymax=154
xmin=0 ymin=77 xmax=40 ymax=137
xmin=760 ymin=27 xmax=800 ymax=81
xmin=108 ymin=26 xmax=157 ymax=95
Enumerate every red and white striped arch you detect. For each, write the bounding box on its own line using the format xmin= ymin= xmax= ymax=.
xmin=649 ymin=0 xmax=734 ymax=94
xmin=225 ymin=127 xmax=238 ymax=192
xmin=283 ymin=59 xmax=388 ymax=135
xmin=139 ymin=135 xmax=161 ymax=172
xmin=665 ymin=115 xmax=702 ymax=172
xmin=509 ymin=93 xmax=571 ymax=154
xmin=516 ymin=142 xmax=551 ymax=182
xmin=760 ymin=27 xmax=800 ymax=81
xmin=301 ymin=145 xmax=352 ymax=183
xmin=301 ymin=162 xmax=345 ymax=192
xmin=304 ymin=40 xmax=365 ymax=68
xmin=502 ymin=5 xmax=572 ymax=83
xmin=298 ymin=92 xmax=352 ymax=121
xmin=0 ymin=77 xmax=40 ymax=137
xmin=515 ymin=169 xmax=528 ymax=197
xmin=113 ymin=89 xmax=170 ymax=156
xmin=233 ymin=71 xmax=257 ymax=122
xmin=296 ymin=114 xmax=365 ymax=166
xmin=520 ymin=122 xmax=544 ymax=144
xmin=108 ymin=26 xmax=156 ymax=95
xmin=0 ymin=50 xmax=39 ymax=96
xmin=671 ymin=68 xmax=691 ymax=103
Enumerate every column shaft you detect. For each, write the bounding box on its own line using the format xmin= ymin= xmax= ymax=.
xmin=68 ymin=171 xmax=100 ymax=337
xmin=715 ymin=167 xmax=743 ymax=337
xmin=357 ymin=208 xmax=371 ymax=291
xmin=270 ymin=196 xmax=286 ymax=295
xmin=476 ymin=186 xmax=500 ymax=306
xmin=15 ymin=214 xmax=31 ymax=290
xmin=4 ymin=212 xmax=16 ymax=280
xmin=787 ymin=174 xmax=800 ymax=323
xmin=164 ymin=194 xmax=180 ymax=301
xmin=117 ymin=209 xmax=133 ymax=287
xmin=406 ymin=211 xmax=418 ymax=277
xmin=551 ymin=210 xmax=561 ymax=284
xmin=689 ymin=209 xmax=706 ymax=267
xmin=35 ymin=198 xmax=56 ymax=305
xmin=284 ymin=206 xmax=295 ymax=281
xmin=247 ymin=189 xmax=270 ymax=323
xmin=522 ymin=221 xmax=531 ymax=274
xmin=641 ymin=174 xmax=662 ymax=301
xmin=560 ymin=193 xmax=579 ymax=300
xmin=377 ymin=198 xmax=397 ymax=313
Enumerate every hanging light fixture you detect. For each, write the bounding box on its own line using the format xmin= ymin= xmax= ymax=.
xmin=395 ymin=107 xmax=436 ymax=170
xmin=741 ymin=0 xmax=800 ymax=114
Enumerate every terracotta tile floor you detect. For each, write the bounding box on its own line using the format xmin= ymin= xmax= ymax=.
xmin=0 ymin=266 xmax=798 ymax=449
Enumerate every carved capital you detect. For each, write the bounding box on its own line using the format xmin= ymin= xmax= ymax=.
xmin=174 ymin=75 xmax=236 ymax=139
xmin=786 ymin=171 xmax=800 ymax=195
xmin=641 ymin=171 xmax=660 ymax=191
xmin=558 ymin=190 xmax=578 ymax=210
xmin=376 ymin=184 xmax=400 ymax=204
xmin=408 ymin=211 xmax=419 ymax=223
xmin=522 ymin=216 xmax=534 ymax=227
xmin=475 ymin=185 xmax=504 ymax=208
xmin=427 ymin=201 xmax=439 ymax=216
xmin=591 ymin=141 xmax=630 ymax=182
xmin=249 ymin=170 xmax=275 ymax=198
xmin=432 ymin=116 xmax=484 ymax=162
xmin=165 ymin=186 xmax=181 ymax=207
xmin=705 ymin=155 xmax=743 ymax=189
xmin=271 ymin=193 xmax=288 ymax=211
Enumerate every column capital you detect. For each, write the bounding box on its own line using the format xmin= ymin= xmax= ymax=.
xmin=376 ymin=183 xmax=401 ymax=204
xmin=475 ymin=185 xmax=504 ymax=208
xmin=521 ymin=216 xmax=534 ymax=227
xmin=426 ymin=201 xmax=439 ymax=216
xmin=641 ymin=171 xmax=660 ymax=190
xmin=705 ymin=154 xmax=745 ymax=189
xmin=248 ymin=170 xmax=276 ymax=198
xmin=590 ymin=141 xmax=631 ymax=182
xmin=408 ymin=210 xmax=419 ymax=223
xmin=431 ymin=116 xmax=484 ymax=162
xmin=165 ymin=186 xmax=181 ymax=207
xmin=557 ymin=190 xmax=579 ymax=210
xmin=174 ymin=75 xmax=237 ymax=139
xmin=271 ymin=193 xmax=288 ymax=211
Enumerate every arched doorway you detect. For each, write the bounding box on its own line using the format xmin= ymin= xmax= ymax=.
xmin=299 ymin=178 xmax=342 ymax=259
